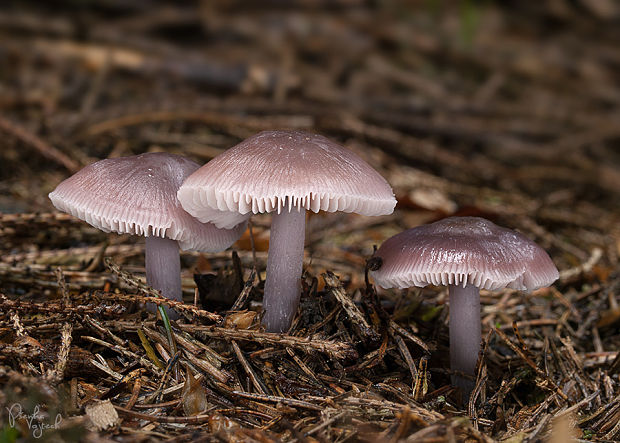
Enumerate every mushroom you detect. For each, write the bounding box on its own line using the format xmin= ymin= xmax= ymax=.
xmin=369 ymin=216 xmax=559 ymax=393
xmin=178 ymin=130 xmax=397 ymax=332
xmin=49 ymin=152 xmax=247 ymax=316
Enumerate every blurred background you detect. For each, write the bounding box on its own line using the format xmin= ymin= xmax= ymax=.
xmin=0 ymin=0 xmax=619 ymax=267
xmin=1 ymin=3 xmax=619 ymax=440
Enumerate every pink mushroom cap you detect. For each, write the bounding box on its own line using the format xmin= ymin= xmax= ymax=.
xmin=177 ymin=130 xmax=397 ymax=227
xmin=49 ymin=152 xmax=246 ymax=251
xmin=371 ymin=216 xmax=559 ymax=292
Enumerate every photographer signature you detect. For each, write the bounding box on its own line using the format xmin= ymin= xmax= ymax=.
xmin=6 ymin=403 xmax=62 ymax=439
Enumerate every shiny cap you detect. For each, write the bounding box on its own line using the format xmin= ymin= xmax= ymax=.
xmin=370 ymin=217 xmax=559 ymax=291
xmin=177 ymin=130 xmax=397 ymax=228
xmin=49 ymin=152 xmax=246 ymax=251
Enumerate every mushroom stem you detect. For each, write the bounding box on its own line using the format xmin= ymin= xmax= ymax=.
xmin=448 ymin=283 xmax=481 ymax=395
xmin=145 ymin=236 xmax=182 ymax=317
xmin=263 ymin=206 xmax=306 ymax=332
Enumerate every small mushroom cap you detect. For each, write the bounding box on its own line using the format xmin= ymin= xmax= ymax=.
xmin=49 ymin=152 xmax=246 ymax=252
xmin=370 ymin=217 xmax=559 ymax=291
xmin=177 ymin=130 xmax=396 ymax=228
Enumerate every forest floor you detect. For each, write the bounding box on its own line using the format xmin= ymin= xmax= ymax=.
xmin=0 ymin=1 xmax=619 ymax=441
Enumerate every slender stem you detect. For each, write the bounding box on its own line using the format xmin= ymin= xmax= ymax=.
xmin=449 ymin=284 xmax=481 ymax=395
xmin=262 ymin=206 xmax=306 ymax=333
xmin=145 ymin=236 xmax=182 ymax=318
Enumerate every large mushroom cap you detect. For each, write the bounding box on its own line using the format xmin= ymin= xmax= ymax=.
xmin=370 ymin=216 xmax=559 ymax=291
xmin=49 ymin=152 xmax=246 ymax=252
xmin=177 ymin=130 xmax=397 ymax=228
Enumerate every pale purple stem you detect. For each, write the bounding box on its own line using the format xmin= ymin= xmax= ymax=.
xmin=262 ymin=207 xmax=306 ymax=333
xmin=449 ymin=283 xmax=481 ymax=395
xmin=145 ymin=236 xmax=182 ymax=318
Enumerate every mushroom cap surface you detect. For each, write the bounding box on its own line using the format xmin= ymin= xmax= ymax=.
xmin=177 ymin=130 xmax=397 ymax=228
xmin=49 ymin=152 xmax=246 ymax=252
xmin=370 ymin=217 xmax=559 ymax=291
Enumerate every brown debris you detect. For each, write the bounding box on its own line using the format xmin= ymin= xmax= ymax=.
xmin=0 ymin=1 xmax=619 ymax=441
